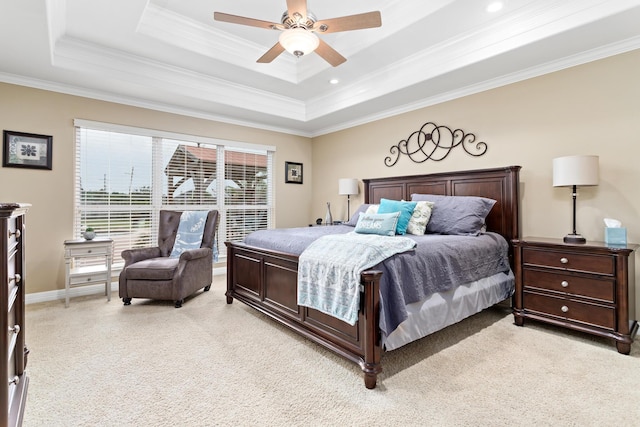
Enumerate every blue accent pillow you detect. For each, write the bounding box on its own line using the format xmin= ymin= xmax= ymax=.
xmin=354 ymin=212 xmax=400 ymax=236
xmin=377 ymin=199 xmax=417 ymax=235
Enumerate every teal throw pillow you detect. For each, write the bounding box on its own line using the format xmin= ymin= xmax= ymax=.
xmin=354 ymin=212 xmax=401 ymax=236
xmin=377 ymin=199 xmax=418 ymax=235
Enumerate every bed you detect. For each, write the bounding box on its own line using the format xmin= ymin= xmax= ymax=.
xmin=225 ymin=166 xmax=521 ymax=389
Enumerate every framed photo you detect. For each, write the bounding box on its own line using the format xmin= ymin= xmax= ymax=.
xmin=285 ymin=161 xmax=303 ymax=184
xmin=3 ymin=130 xmax=53 ymax=170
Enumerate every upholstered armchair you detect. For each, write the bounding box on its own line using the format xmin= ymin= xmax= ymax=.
xmin=119 ymin=210 xmax=219 ymax=308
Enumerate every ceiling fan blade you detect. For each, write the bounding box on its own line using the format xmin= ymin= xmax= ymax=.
xmin=286 ymin=0 xmax=308 ymax=21
xmin=315 ymin=38 xmax=346 ymax=67
xmin=257 ymin=42 xmax=286 ymax=63
xmin=313 ymin=11 xmax=382 ymax=33
xmin=214 ymin=12 xmax=281 ymax=30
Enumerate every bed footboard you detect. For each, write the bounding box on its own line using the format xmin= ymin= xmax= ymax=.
xmin=225 ymin=241 xmax=383 ymax=389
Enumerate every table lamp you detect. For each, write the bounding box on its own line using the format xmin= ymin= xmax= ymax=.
xmin=552 ymin=155 xmax=599 ymax=244
xmin=338 ymin=178 xmax=359 ymax=220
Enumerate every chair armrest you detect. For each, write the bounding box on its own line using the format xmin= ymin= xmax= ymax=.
xmin=121 ymin=247 xmax=162 ymax=266
xmin=179 ymin=248 xmax=211 ymax=262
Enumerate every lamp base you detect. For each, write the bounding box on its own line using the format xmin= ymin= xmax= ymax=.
xmin=563 ymin=233 xmax=586 ymax=244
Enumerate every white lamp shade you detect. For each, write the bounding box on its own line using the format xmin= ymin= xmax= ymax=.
xmin=338 ymin=178 xmax=359 ymax=195
xmin=278 ymin=28 xmax=319 ymax=57
xmin=553 ymin=155 xmax=599 ymax=187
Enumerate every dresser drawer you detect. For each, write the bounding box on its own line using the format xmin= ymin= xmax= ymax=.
xmin=8 ymin=349 xmax=16 ymax=394
xmin=6 ymin=217 xmax=18 ymax=247
xmin=522 ymin=248 xmax=614 ymax=276
xmin=67 ymin=245 xmax=110 ymax=257
xmin=7 ymin=302 xmax=19 ymax=356
xmin=6 ymin=253 xmax=18 ymax=298
xmin=523 ymin=268 xmax=615 ymax=303
xmin=524 ymin=291 xmax=615 ymax=330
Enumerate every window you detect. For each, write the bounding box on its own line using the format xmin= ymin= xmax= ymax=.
xmin=74 ymin=120 xmax=274 ymax=266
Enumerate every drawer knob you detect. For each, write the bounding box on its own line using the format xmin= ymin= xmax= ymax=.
xmin=8 ymin=324 xmax=20 ymax=335
xmin=8 ymin=376 xmax=19 ymax=386
xmin=560 ymin=257 xmax=568 ymax=264
xmin=561 ymin=280 xmax=569 ymax=288
xmin=8 ymin=229 xmax=21 ymax=239
xmin=9 ymin=274 xmax=21 ymax=284
xmin=88 ymin=249 xmax=92 ymax=253
xmin=561 ymin=305 xmax=569 ymax=313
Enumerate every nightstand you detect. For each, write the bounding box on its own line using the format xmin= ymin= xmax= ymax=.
xmin=513 ymin=237 xmax=638 ymax=354
xmin=64 ymin=238 xmax=113 ymax=308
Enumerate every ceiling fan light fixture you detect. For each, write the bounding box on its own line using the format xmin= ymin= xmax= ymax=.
xmin=278 ymin=28 xmax=319 ymax=57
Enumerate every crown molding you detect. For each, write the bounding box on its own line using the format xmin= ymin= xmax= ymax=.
xmin=308 ymin=35 xmax=640 ymax=137
xmin=52 ymin=36 xmax=307 ymax=121
xmin=0 ymin=71 xmax=314 ymax=138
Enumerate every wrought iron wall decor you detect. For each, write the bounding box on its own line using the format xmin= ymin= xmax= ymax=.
xmin=384 ymin=121 xmax=487 ymax=167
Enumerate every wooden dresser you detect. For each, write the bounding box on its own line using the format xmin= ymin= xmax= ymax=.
xmin=0 ymin=203 xmax=30 ymax=426
xmin=513 ymin=237 xmax=638 ymax=354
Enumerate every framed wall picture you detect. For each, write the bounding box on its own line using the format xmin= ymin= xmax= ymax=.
xmin=285 ymin=161 xmax=303 ymax=184
xmin=3 ymin=130 xmax=53 ymax=170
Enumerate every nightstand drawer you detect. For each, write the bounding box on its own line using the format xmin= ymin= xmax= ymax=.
xmin=524 ymin=291 xmax=615 ymax=330
xmin=522 ymin=248 xmax=614 ymax=275
xmin=69 ymin=269 xmax=109 ymax=286
xmin=67 ymin=245 xmax=110 ymax=257
xmin=522 ymin=268 xmax=615 ymax=303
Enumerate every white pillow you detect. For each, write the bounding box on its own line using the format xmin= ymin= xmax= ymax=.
xmin=365 ymin=204 xmax=379 ymax=214
xmin=406 ymin=201 xmax=435 ymax=235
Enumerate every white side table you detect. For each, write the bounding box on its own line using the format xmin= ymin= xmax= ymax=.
xmin=63 ymin=238 xmax=113 ymax=308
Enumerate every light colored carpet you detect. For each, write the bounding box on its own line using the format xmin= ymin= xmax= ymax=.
xmin=24 ymin=277 xmax=640 ymax=426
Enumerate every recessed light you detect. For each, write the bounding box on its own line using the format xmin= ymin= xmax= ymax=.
xmin=486 ymin=1 xmax=504 ymax=13
xmin=329 ymin=78 xmax=339 ymax=85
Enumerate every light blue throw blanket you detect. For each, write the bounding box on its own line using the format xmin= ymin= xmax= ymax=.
xmin=297 ymin=232 xmax=417 ymax=325
xmin=169 ymin=211 xmax=209 ymax=258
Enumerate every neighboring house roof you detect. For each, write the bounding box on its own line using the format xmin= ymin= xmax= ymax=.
xmin=166 ymin=145 xmax=267 ymax=175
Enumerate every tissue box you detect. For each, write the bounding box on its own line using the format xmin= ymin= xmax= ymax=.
xmin=605 ymin=227 xmax=627 ymax=245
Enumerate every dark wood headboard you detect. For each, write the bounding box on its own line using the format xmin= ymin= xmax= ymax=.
xmin=363 ymin=166 xmax=521 ymax=264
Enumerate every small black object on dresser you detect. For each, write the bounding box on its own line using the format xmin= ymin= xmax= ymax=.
xmin=513 ymin=237 xmax=638 ymax=354
xmin=0 ymin=203 xmax=30 ymax=426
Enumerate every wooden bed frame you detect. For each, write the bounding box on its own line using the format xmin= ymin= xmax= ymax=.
xmin=225 ymin=166 xmax=521 ymax=389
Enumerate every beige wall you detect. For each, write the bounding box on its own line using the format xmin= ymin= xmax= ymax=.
xmin=312 ymin=49 xmax=640 ymax=308
xmin=0 ymin=83 xmax=312 ymax=294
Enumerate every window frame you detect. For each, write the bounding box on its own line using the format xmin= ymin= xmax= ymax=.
xmin=73 ymin=119 xmax=275 ymax=267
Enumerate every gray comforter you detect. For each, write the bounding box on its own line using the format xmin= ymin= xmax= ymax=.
xmin=243 ymin=225 xmax=512 ymax=336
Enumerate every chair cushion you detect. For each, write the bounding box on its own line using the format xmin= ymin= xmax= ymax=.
xmin=124 ymin=257 xmax=179 ymax=281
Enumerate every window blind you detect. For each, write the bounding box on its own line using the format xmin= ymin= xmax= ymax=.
xmin=224 ymin=148 xmax=273 ymax=243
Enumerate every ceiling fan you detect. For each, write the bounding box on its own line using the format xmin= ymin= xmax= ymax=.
xmin=214 ymin=0 xmax=382 ymax=67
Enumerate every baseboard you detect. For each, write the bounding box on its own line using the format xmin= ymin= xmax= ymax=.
xmin=26 ymin=266 xmax=227 ymax=305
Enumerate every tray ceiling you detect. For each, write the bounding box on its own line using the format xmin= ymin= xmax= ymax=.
xmin=2 ymin=0 xmax=640 ymax=136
